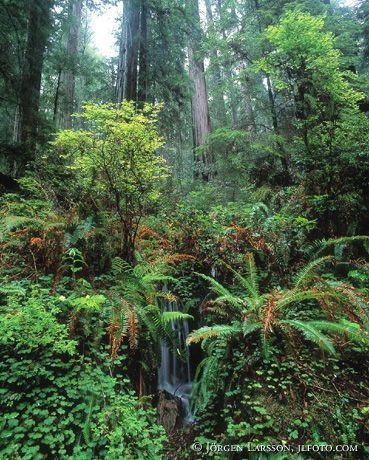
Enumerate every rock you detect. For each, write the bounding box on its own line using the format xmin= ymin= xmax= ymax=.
xmin=157 ymin=390 xmax=184 ymax=433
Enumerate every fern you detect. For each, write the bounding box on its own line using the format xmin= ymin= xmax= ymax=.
xmin=111 ymin=257 xmax=133 ymax=277
xmin=0 ymin=282 xmax=27 ymax=299
xmin=283 ymin=318 xmax=369 ymax=354
xmin=196 ymin=272 xmax=236 ymax=299
xmin=293 ymin=255 xmax=333 ymax=289
xmin=223 ymin=252 xmax=259 ymax=300
xmin=309 ymin=319 xmax=369 ymax=345
xmin=190 ymin=337 xmax=229 ymax=414
xmin=275 ymin=288 xmax=332 ymax=311
xmin=186 ymin=323 xmax=241 ymax=344
xmin=282 ymin=319 xmax=337 ymax=355
xmin=161 ymin=311 xmax=193 ymax=324
xmin=242 ymin=320 xmax=262 ymax=337
xmin=305 ymin=235 xmax=369 ymax=258
xmin=244 ymin=251 xmax=259 ymax=296
xmin=141 ymin=273 xmax=176 ymax=284
xmin=190 ymin=354 xmax=219 ymax=413
xmin=212 ymin=294 xmax=244 ymax=309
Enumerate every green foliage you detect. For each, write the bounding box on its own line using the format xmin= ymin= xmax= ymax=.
xmin=188 ymin=251 xmax=369 ymax=419
xmin=0 ymin=181 xmax=68 ymax=278
xmin=1 ymin=2 xmax=369 ymax=457
xmin=0 ymin=281 xmax=76 ymax=354
xmin=98 ymin=391 xmax=166 ymax=460
xmin=0 ymin=273 xmax=167 ymax=459
xmin=51 ymin=101 xmax=168 ymax=263
xmin=0 ymin=356 xmax=166 ymax=459
xmin=259 ymin=10 xmax=360 ymax=111
xmin=108 ymin=256 xmax=193 ymax=361
xmin=257 ymin=10 xmax=369 ymax=235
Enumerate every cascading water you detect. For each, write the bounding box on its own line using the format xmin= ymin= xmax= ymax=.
xmin=158 ymin=286 xmax=193 ymax=424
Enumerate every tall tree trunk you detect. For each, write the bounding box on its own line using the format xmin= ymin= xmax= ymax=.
xmin=13 ymin=0 xmax=52 ymax=173
xmin=55 ymin=0 xmax=83 ymax=129
xmin=204 ymin=0 xmax=227 ymax=127
xmin=186 ymin=0 xmax=212 ymax=181
xmin=137 ymin=0 xmax=147 ymax=105
xmin=116 ymin=0 xmax=142 ymax=103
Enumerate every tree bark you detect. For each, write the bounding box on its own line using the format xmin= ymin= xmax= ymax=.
xmin=186 ymin=0 xmax=212 ymax=181
xmin=13 ymin=0 xmax=52 ymax=172
xmin=204 ymin=0 xmax=227 ymax=127
xmin=116 ymin=0 xmax=142 ymax=103
xmin=137 ymin=0 xmax=148 ymax=105
xmin=55 ymin=0 xmax=83 ymax=129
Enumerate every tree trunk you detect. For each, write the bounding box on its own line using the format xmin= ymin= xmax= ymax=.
xmin=116 ymin=0 xmax=142 ymax=103
xmin=55 ymin=0 xmax=83 ymax=129
xmin=13 ymin=0 xmax=52 ymax=173
xmin=266 ymin=75 xmax=290 ymax=181
xmin=186 ymin=0 xmax=212 ymax=181
xmin=137 ymin=0 xmax=148 ymax=105
xmin=204 ymin=0 xmax=227 ymax=128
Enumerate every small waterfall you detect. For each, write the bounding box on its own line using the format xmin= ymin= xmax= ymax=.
xmin=158 ymin=286 xmax=193 ymax=423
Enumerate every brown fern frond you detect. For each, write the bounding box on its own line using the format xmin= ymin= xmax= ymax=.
xmin=144 ymin=292 xmax=156 ymax=304
xmin=201 ymin=300 xmax=214 ymax=315
xmin=163 ymin=253 xmax=196 ymax=264
xmin=263 ymin=292 xmax=281 ymax=334
xmin=316 ymin=296 xmax=336 ymax=320
xmin=229 ymin=224 xmax=271 ymax=253
xmin=128 ymin=307 xmax=138 ymax=350
xmin=109 ymin=319 xmax=123 ymax=360
xmin=336 ymin=283 xmax=369 ymax=328
xmin=137 ymin=225 xmax=161 ymax=240
xmin=30 ymin=237 xmax=44 ymax=248
xmin=159 ymin=291 xmax=177 ymax=303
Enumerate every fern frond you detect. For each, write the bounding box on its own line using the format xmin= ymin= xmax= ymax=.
xmin=133 ymin=304 xmax=160 ymax=338
xmin=282 ymin=319 xmax=336 ymax=355
xmin=212 ymin=295 xmax=244 ymax=309
xmin=141 ymin=273 xmax=175 ymax=284
xmin=263 ymin=293 xmax=281 ymax=333
xmin=244 ymin=251 xmax=259 ymax=294
xmin=163 ymin=253 xmax=196 ymax=264
xmin=305 ymin=235 xmax=369 ymax=258
xmin=293 ymin=256 xmax=333 ymax=289
xmin=206 ymin=302 xmax=240 ymax=318
xmin=190 ymin=355 xmax=219 ymax=413
xmin=242 ymin=321 xmax=262 ymax=337
xmin=196 ymin=272 xmax=235 ymax=298
xmin=157 ymin=290 xmax=177 ymax=302
xmin=308 ymin=319 xmax=369 ymax=346
xmin=186 ymin=323 xmax=241 ymax=344
xmin=127 ymin=306 xmax=138 ymax=350
xmin=276 ymin=288 xmax=329 ymax=310
xmin=0 ymin=283 xmax=27 ymax=298
xmin=223 ymin=252 xmax=259 ymax=299
xmin=111 ymin=257 xmax=133 ymax=277
xmin=5 ymin=215 xmax=42 ymax=231
xmin=330 ymin=282 xmax=369 ymax=328
xmin=161 ymin=311 xmax=193 ymax=324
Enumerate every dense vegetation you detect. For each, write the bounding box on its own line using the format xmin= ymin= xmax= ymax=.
xmin=1 ymin=0 xmax=369 ymax=459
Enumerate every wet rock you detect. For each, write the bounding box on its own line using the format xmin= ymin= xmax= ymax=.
xmin=157 ymin=389 xmax=184 ymax=433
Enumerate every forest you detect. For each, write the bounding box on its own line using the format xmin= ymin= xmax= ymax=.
xmin=1 ymin=0 xmax=369 ymax=458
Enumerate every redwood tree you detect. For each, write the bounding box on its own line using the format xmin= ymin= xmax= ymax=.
xmin=186 ymin=0 xmax=212 ymax=181
xmin=13 ymin=0 xmax=53 ymax=172
xmin=115 ymin=0 xmax=147 ymax=104
xmin=54 ymin=0 xmax=83 ymax=130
